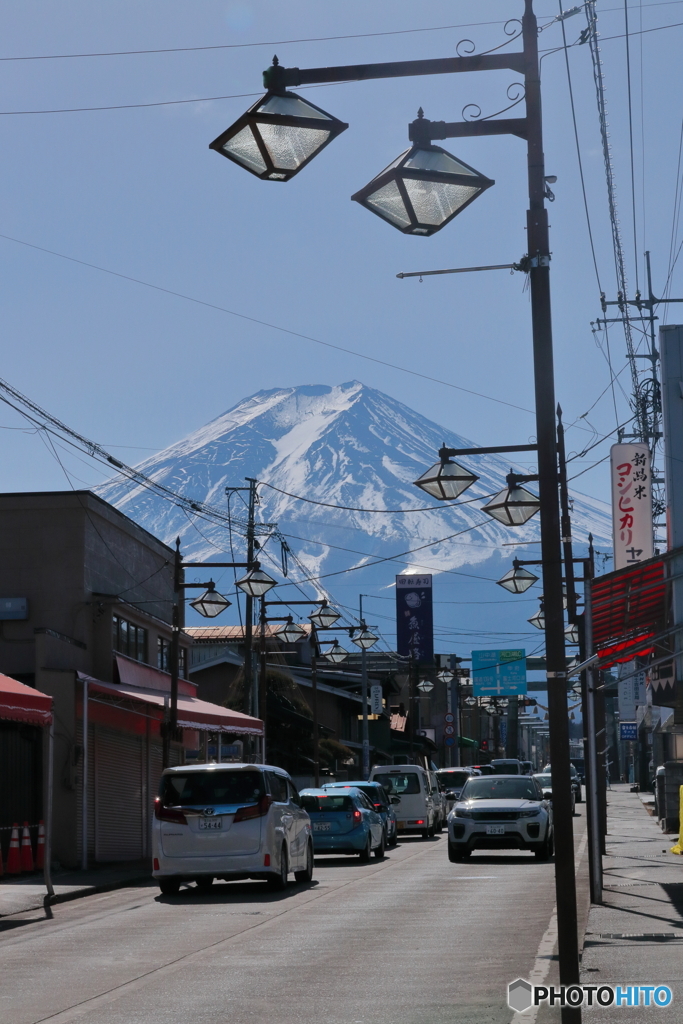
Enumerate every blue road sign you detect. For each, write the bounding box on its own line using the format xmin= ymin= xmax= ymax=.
xmin=620 ymin=721 xmax=638 ymax=741
xmin=444 ymin=736 xmax=456 ymax=747
xmin=472 ymin=649 xmax=527 ymax=697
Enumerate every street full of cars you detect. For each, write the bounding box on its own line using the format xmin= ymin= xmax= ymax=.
xmin=152 ymin=758 xmax=577 ymax=895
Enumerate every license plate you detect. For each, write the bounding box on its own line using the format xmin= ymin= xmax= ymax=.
xmin=397 ymin=821 xmax=406 ymax=829
xmin=313 ymin=822 xmax=331 ymax=832
xmin=198 ymin=818 xmax=222 ymax=830
xmin=486 ymin=825 xmax=505 ymax=835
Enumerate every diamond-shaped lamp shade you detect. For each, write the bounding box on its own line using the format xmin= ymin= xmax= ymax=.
xmin=189 ymin=581 xmax=231 ymax=618
xmin=351 ymin=145 xmax=494 ymax=236
xmin=417 ymin=679 xmax=434 ymax=693
xmin=565 ymin=622 xmax=580 ymax=645
xmin=496 ymin=565 xmax=539 ymax=594
xmin=321 ymin=642 xmax=348 ymax=664
xmin=528 ymin=605 xmax=546 ymax=631
xmin=209 ymin=90 xmax=348 ymax=182
xmin=437 ymin=669 xmax=454 ymax=683
xmin=278 ymin=619 xmax=307 ymax=644
xmin=351 ymin=628 xmax=379 ymax=650
xmin=414 ymin=458 xmax=479 ymax=501
xmin=235 ymin=566 xmax=277 ymax=598
xmin=464 ymin=695 xmax=477 ymax=706
xmin=309 ymin=603 xmax=340 ymax=629
xmin=482 ymin=483 xmax=541 ymax=527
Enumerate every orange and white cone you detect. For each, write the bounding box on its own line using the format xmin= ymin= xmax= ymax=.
xmin=20 ymin=822 xmax=34 ymax=872
xmin=7 ymin=823 xmax=21 ymax=874
xmin=36 ymin=821 xmax=45 ymax=870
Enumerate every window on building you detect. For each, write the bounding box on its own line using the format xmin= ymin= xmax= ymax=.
xmin=112 ymin=615 xmax=148 ymax=664
xmin=157 ymin=636 xmax=186 ymax=678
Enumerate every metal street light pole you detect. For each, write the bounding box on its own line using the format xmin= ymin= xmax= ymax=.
xmin=360 ymin=594 xmax=370 ymax=780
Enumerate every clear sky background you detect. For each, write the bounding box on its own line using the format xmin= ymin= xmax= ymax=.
xmin=0 ymin=0 xmax=681 ymax=664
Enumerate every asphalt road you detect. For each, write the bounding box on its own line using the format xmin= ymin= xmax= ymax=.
xmin=0 ymin=815 xmax=589 ymax=1024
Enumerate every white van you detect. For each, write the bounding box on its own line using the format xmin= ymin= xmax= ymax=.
xmin=369 ymin=764 xmax=439 ymax=838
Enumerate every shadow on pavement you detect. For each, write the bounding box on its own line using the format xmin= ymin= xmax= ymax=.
xmin=155 ymin=878 xmax=320 ymax=905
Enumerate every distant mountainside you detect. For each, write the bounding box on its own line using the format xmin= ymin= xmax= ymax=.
xmin=97 ymin=381 xmax=612 ymax=643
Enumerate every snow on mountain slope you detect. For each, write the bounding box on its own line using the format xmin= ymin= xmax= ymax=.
xmin=97 ymin=382 xmax=612 ymax=596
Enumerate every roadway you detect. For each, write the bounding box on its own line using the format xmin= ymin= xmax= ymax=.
xmin=0 ymin=813 xmax=589 ymax=1024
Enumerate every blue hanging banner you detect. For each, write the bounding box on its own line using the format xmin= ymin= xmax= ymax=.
xmin=396 ymin=574 xmax=433 ymax=662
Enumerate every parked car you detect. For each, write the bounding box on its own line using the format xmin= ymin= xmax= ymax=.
xmin=436 ymin=768 xmax=477 ymax=814
xmin=152 ymin=763 xmax=313 ymax=895
xmin=370 ymin=764 xmax=439 ymax=838
xmin=447 ymin=774 xmax=553 ymax=861
xmin=490 ymin=759 xmax=522 ymax=775
xmin=300 ymin=787 xmax=384 ymax=859
xmin=571 ymin=759 xmax=586 ymax=784
xmin=471 ymin=764 xmax=494 ymax=775
xmin=430 ymin=770 xmax=447 ymax=831
xmin=533 ymin=772 xmax=575 ymax=816
xmin=520 ymin=761 xmax=534 ymax=775
xmin=322 ymin=780 xmax=398 ymax=845
xmin=543 ymin=763 xmax=582 ymax=803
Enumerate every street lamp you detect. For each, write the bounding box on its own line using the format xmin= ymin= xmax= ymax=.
xmin=236 ymin=564 xmax=277 ymax=598
xmin=413 ymin=449 xmax=479 ymax=500
xmin=321 ymin=641 xmax=348 ymax=664
xmin=482 ymin=472 xmax=541 ymax=527
xmin=528 ymin=601 xmax=546 ymax=631
xmin=437 ymin=668 xmax=454 ymax=683
xmin=496 ymin=560 xmax=539 ymax=593
xmin=417 ymin=678 xmax=434 ymax=693
xmin=350 ymin=111 xmax=494 ymax=236
xmin=209 ymin=79 xmax=348 ymax=182
xmin=309 ymin=602 xmax=341 ymax=628
xmin=188 ymin=580 xmax=231 ymax=618
xmin=464 ymin=695 xmax=477 ymax=707
xmin=351 ymin=627 xmax=379 ymax=650
xmin=565 ymin=622 xmax=580 ymax=645
xmin=278 ymin=617 xmax=307 ymax=643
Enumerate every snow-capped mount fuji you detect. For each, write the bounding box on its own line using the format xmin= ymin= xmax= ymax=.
xmin=97 ymin=382 xmax=612 ymax=594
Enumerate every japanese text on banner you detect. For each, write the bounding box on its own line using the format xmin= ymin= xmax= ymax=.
xmin=610 ymin=443 xmax=654 ymax=571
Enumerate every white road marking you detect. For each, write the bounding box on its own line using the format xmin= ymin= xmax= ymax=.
xmin=510 ymin=827 xmax=589 ymax=1024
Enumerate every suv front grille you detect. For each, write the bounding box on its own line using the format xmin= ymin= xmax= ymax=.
xmin=470 ymin=811 xmax=520 ymax=822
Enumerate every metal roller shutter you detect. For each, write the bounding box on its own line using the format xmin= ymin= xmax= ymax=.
xmin=95 ymin=728 xmax=143 ymax=862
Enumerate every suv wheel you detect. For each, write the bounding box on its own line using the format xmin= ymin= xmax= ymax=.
xmin=534 ymin=831 xmax=554 ymax=860
xmin=448 ymin=841 xmax=470 ymax=862
xmin=294 ymin=841 xmax=314 ymax=884
xmin=159 ymin=878 xmax=180 ymax=896
xmin=195 ymin=876 xmax=213 ymax=890
xmin=267 ymin=845 xmax=289 ymax=889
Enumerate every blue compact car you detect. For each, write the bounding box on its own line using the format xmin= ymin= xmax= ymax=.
xmin=322 ymin=780 xmax=398 ymax=846
xmin=300 ymin=787 xmax=385 ymax=860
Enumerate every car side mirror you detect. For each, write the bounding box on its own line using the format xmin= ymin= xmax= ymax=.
xmin=390 ymin=796 xmax=400 ymax=805
xmin=446 ymin=791 xmax=456 ymax=799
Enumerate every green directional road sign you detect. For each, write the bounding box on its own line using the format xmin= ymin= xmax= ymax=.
xmin=472 ymin=649 xmax=527 ymax=697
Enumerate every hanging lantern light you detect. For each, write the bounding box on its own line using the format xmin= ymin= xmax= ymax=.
xmin=565 ymin=622 xmax=580 ymax=645
xmin=309 ymin=602 xmax=340 ymax=629
xmin=464 ymin=695 xmax=477 ymax=707
xmin=482 ymin=471 xmax=541 ymax=527
xmin=497 ymin=698 xmax=510 ymax=709
xmin=235 ymin=564 xmax=277 ymax=598
xmin=278 ymin=618 xmax=307 ymax=643
xmin=437 ymin=669 xmax=454 ymax=683
xmin=417 ymin=678 xmax=434 ymax=693
xmin=351 ymin=627 xmax=379 ymax=650
xmin=209 ymin=72 xmax=349 ymax=182
xmin=528 ymin=600 xmax=545 ymax=631
xmin=351 ymin=111 xmax=494 ymax=236
xmin=321 ymin=641 xmax=348 ymax=664
xmin=496 ymin=561 xmax=539 ymax=594
xmin=189 ymin=581 xmax=231 ymax=618
xmin=413 ymin=448 xmax=479 ymax=501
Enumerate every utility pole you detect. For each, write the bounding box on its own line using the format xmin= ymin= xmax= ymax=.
xmin=226 ymin=478 xmax=259 ymax=758
xmin=360 ymin=594 xmax=370 ymax=780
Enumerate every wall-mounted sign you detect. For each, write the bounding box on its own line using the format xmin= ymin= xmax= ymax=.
xmin=396 ymin=575 xmax=433 ymax=662
xmin=610 ymin=443 xmax=654 ymax=570
xmin=370 ymin=684 xmax=383 ymax=715
xmin=619 ymin=721 xmax=638 ymax=741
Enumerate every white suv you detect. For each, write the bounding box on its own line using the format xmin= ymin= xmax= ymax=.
xmin=152 ymin=763 xmax=313 ymax=894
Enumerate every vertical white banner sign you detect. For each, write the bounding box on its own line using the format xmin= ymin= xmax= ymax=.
xmin=370 ymin=684 xmax=383 ymax=715
xmin=610 ymin=443 xmax=654 ymax=570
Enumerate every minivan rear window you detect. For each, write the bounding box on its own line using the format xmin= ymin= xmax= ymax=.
xmin=437 ymin=770 xmax=472 ymax=790
xmin=160 ymin=770 xmax=265 ymax=807
xmin=377 ymin=772 xmax=421 ymax=795
xmin=301 ymin=795 xmax=354 ymax=813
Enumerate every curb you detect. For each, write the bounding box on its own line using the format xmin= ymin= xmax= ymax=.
xmin=0 ymin=873 xmax=153 ymax=919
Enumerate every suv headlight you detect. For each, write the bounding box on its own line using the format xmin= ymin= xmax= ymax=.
xmin=518 ymin=809 xmax=540 ymax=818
xmin=453 ymin=807 xmax=473 ymax=819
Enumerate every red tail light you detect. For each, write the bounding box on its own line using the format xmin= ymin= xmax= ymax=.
xmin=233 ymin=794 xmax=273 ymax=823
xmin=153 ymin=858 xmax=159 ymax=871
xmin=374 ymin=803 xmax=382 ymax=810
xmin=154 ymin=798 xmax=187 ymax=824
xmin=353 ymin=808 xmax=362 ymax=826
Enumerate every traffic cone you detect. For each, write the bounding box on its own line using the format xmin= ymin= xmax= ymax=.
xmin=36 ymin=821 xmax=45 ymax=870
xmin=7 ymin=824 xmax=21 ymax=874
xmin=20 ymin=822 xmax=34 ymax=872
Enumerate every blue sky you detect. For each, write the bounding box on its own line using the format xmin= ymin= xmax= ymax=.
xmin=0 ymin=1 xmax=681 ymax=661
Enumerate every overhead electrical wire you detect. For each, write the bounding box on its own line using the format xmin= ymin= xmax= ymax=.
xmin=623 ymin=0 xmax=641 ymax=292
xmin=258 ymin=478 xmax=496 ymax=514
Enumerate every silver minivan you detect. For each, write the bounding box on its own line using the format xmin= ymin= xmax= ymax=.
xmin=152 ymin=763 xmax=313 ymax=894
xmin=370 ymin=764 xmax=439 ymax=838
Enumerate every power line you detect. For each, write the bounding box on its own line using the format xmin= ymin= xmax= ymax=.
xmin=623 ymin=0 xmax=641 ymax=292
xmin=258 ymin=478 xmax=496 ymax=514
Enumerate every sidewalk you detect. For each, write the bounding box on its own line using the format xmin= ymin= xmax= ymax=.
xmin=580 ymin=784 xmax=683 ymax=1017
xmin=0 ymin=861 xmax=153 ymax=918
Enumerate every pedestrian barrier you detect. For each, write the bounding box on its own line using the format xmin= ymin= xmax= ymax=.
xmin=20 ymin=822 xmax=34 ymax=872
xmin=6 ymin=824 xmax=21 ymax=874
xmin=36 ymin=821 xmax=45 ymax=870
xmin=671 ymin=786 xmax=683 ymax=855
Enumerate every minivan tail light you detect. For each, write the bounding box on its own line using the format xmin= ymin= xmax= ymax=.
xmin=233 ymin=794 xmax=273 ymax=823
xmin=154 ymin=798 xmax=187 ymax=825
xmin=353 ymin=808 xmax=362 ymax=825
xmin=373 ymin=803 xmax=382 ymax=810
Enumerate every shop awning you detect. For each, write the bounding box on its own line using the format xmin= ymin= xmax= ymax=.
xmin=458 ymin=736 xmax=479 ymax=749
xmin=78 ymin=673 xmax=263 ymax=736
xmin=591 ymin=555 xmax=666 ymax=668
xmin=0 ymin=673 xmax=52 ymax=727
